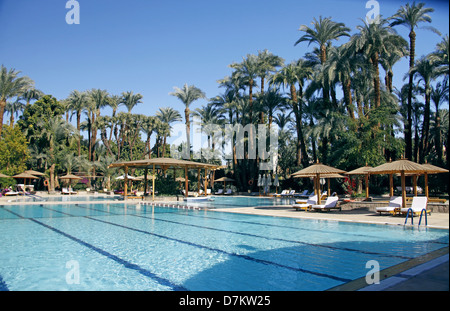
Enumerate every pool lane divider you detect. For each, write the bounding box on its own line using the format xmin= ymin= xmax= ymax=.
xmin=0 ymin=207 xmax=188 ymax=291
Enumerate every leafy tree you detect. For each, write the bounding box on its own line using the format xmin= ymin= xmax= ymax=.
xmin=0 ymin=124 xmax=29 ymax=177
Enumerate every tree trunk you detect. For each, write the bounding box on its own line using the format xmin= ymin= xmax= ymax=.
xmin=405 ymin=31 xmax=416 ymax=161
xmin=0 ymin=100 xmax=6 ymax=136
xmin=343 ymin=79 xmax=355 ymax=120
xmin=372 ymin=52 xmax=381 ymax=109
xmin=420 ymin=88 xmax=431 ymax=163
xmin=185 ymin=107 xmax=190 ymax=158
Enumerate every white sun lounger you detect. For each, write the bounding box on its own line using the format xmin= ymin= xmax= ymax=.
xmin=401 ymin=196 xmax=430 ymax=216
xmin=292 ymin=195 xmax=318 ymax=211
xmin=311 ymin=196 xmax=340 ymax=212
xmin=376 ymin=196 xmax=403 ymax=215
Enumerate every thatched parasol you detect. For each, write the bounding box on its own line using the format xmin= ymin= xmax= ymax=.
xmin=215 ymin=177 xmax=235 ymax=189
xmin=291 ymin=161 xmax=346 ymax=204
xmin=0 ymin=173 xmax=11 ymax=178
xmin=346 ymin=165 xmax=372 ymax=199
xmin=368 ymin=158 xmax=427 ymax=208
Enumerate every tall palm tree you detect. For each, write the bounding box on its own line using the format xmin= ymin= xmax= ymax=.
xmin=88 ymin=89 xmax=109 ymax=162
xmin=430 ymin=80 xmax=449 ymax=163
xmin=256 ymin=50 xmax=284 ymax=122
xmin=169 ymin=84 xmax=206 ymax=157
xmin=351 ymin=18 xmax=408 ymax=109
xmin=229 ymin=54 xmax=260 ymax=124
xmin=295 ymin=16 xmax=350 ymax=111
xmin=295 ymin=16 xmax=351 ymax=65
xmin=0 ymin=65 xmax=34 ymax=135
xmin=390 ymin=2 xmax=440 ymax=161
xmin=141 ymin=116 xmax=158 ymax=158
xmin=67 ymin=90 xmax=89 ymax=156
xmin=5 ymin=99 xmax=25 ymax=125
xmin=410 ymin=55 xmax=440 ymax=162
xmin=156 ymin=107 xmax=182 ymax=157
xmin=270 ymin=60 xmax=312 ymax=166
xmin=430 ymin=35 xmax=449 ymax=78
xmin=121 ymin=91 xmax=143 ymax=113
xmin=21 ymin=88 xmax=43 ymax=106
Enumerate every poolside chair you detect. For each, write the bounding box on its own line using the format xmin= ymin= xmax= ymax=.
xmin=224 ymin=189 xmax=232 ymax=195
xmin=272 ymin=190 xmax=288 ymax=197
xmin=279 ymin=190 xmax=291 ymax=197
xmin=293 ymin=190 xmax=309 ymax=198
xmin=401 ymin=196 xmax=430 ymax=216
xmin=376 ymin=196 xmax=402 ymax=215
xmin=61 ymin=188 xmax=70 ymax=195
xmin=311 ymin=196 xmax=340 ymax=212
xmin=292 ymin=195 xmax=318 ymax=211
xmin=215 ymin=189 xmax=224 ymax=195
xmin=286 ymin=190 xmax=296 ymax=197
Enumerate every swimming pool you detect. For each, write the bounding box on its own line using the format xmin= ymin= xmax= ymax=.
xmin=5 ymin=195 xmax=122 ymax=203
xmin=181 ymin=195 xmax=293 ymax=208
xmin=0 ymin=202 xmax=448 ymax=291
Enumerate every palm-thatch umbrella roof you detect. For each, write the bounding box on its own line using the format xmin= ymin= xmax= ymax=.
xmin=368 ymin=158 xmax=427 ymax=208
xmin=0 ymin=173 xmax=11 ymax=178
xmin=24 ymin=170 xmax=45 ymax=176
xmin=59 ymin=173 xmax=82 ymax=180
xmin=291 ymin=161 xmax=346 ymax=204
xmin=346 ymin=165 xmax=373 ymax=199
xmin=13 ymin=172 xmax=39 ymax=179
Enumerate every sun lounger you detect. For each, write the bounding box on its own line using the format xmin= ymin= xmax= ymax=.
xmin=311 ymin=196 xmax=340 ymax=212
xmin=4 ymin=191 xmax=20 ymax=196
xmin=215 ymin=189 xmax=224 ymax=195
xmin=376 ymin=196 xmax=402 ymax=215
xmin=293 ymin=190 xmax=309 ymax=198
xmin=292 ymin=195 xmax=318 ymax=211
xmin=272 ymin=190 xmax=288 ymax=197
xmin=224 ymin=189 xmax=232 ymax=195
xmin=401 ymin=196 xmax=430 ymax=216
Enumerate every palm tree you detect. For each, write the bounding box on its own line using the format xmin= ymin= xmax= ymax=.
xmin=390 ymin=2 xmax=440 ymax=161
xmin=295 ymin=16 xmax=351 ymax=64
xmin=410 ymin=55 xmax=440 ymax=162
xmin=169 ymin=84 xmax=206 ymax=157
xmin=156 ymin=107 xmax=182 ymax=157
xmin=430 ymin=80 xmax=449 ymax=163
xmin=121 ymin=91 xmax=143 ymax=113
xmin=67 ymin=90 xmax=89 ymax=156
xmin=430 ymin=35 xmax=449 ymax=78
xmin=270 ymin=60 xmax=312 ymax=166
xmin=351 ymin=18 xmax=408 ymax=110
xmin=5 ymin=99 xmax=25 ymax=125
xmin=88 ymin=89 xmax=109 ymax=162
xmin=21 ymin=88 xmax=44 ymax=106
xmin=141 ymin=116 xmax=158 ymax=158
xmin=0 ymin=65 xmax=34 ymax=135
xmin=229 ymin=54 xmax=260 ymax=124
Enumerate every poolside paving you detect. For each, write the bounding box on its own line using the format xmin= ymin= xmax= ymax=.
xmin=213 ymin=205 xmax=449 ymax=291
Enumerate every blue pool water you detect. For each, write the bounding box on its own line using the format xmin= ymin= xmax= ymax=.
xmin=181 ymin=195 xmax=293 ymax=208
xmin=6 ymin=195 xmax=121 ymax=203
xmin=0 ymin=201 xmax=448 ymax=291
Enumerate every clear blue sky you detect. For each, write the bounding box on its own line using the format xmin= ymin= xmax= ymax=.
xmin=1 ymin=0 xmax=448 ymax=121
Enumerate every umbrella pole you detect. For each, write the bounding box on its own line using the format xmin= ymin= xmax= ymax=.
xmin=184 ymin=167 xmax=188 ymax=198
xmin=152 ymin=164 xmax=155 ymax=201
xmin=389 ymin=174 xmax=394 ymax=197
xmin=204 ymin=168 xmax=208 ymax=196
xmin=424 ymin=173 xmax=429 ymax=198
xmin=401 ymin=171 xmax=406 ymax=208
xmin=316 ymin=174 xmax=321 ymax=205
xmin=124 ymin=166 xmax=128 ymax=200
xmin=365 ymin=174 xmax=369 ymax=199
